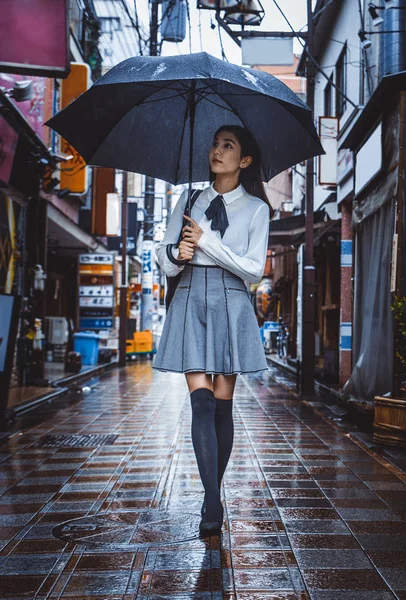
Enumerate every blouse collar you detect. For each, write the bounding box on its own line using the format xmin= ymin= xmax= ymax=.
xmin=208 ymin=182 xmax=245 ymax=205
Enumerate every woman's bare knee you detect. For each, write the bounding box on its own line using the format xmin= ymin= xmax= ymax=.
xmin=185 ymin=372 xmax=213 ymax=393
xmin=213 ymin=374 xmax=237 ymax=399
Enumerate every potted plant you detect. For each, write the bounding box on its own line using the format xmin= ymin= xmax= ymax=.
xmin=391 ymin=296 xmax=406 ymax=398
xmin=373 ymin=296 xmax=406 ymax=447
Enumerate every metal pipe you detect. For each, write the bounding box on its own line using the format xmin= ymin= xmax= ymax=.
xmin=119 ymin=171 xmax=128 ymax=368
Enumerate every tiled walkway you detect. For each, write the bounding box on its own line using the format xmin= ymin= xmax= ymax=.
xmin=0 ymin=363 xmax=405 ymax=599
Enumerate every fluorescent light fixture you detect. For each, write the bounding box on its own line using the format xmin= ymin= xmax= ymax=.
xmin=197 ymin=0 xmax=239 ymax=8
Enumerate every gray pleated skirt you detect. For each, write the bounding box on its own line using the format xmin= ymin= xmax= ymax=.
xmin=153 ymin=264 xmax=268 ymax=375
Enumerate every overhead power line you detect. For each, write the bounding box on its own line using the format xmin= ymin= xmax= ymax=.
xmin=271 ymin=0 xmax=357 ymax=109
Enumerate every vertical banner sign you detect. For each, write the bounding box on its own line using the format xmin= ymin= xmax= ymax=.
xmin=141 ymin=241 xmax=154 ymax=331
xmin=78 ymin=254 xmax=115 ymax=329
xmin=318 ymin=117 xmax=338 ymax=186
xmin=391 ymin=233 xmax=399 ymax=293
xmin=60 ymin=63 xmax=90 ymax=194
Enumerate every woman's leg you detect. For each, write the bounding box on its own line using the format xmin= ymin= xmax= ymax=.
xmin=185 ymin=373 xmax=222 ymax=526
xmin=185 ymin=372 xmax=213 ymax=394
xmin=213 ymin=374 xmax=237 ymax=488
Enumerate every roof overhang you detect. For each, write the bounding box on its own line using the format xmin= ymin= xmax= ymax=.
xmin=47 ymin=203 xmax=109 ymax=256
xmin=341 ymin=71 xmax=406 ymax=151
xmin=269 ymin=209 xmax=330 ymax=246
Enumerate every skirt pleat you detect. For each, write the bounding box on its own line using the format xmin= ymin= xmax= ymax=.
xmin=153 ymin=264 xmax=268 ymax=375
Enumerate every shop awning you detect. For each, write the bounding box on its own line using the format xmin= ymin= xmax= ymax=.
xmin=47 ymin=203 xmax=142 ymax=271
xmin=269 ymin=209 xmax=330 ymax=246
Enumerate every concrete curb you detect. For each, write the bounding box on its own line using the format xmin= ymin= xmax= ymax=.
xmin=8 ymin=361 xmax=118 ymax=418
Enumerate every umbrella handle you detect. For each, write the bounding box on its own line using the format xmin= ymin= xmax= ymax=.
xmin=166 ymin=243 xmax=189 ymax=266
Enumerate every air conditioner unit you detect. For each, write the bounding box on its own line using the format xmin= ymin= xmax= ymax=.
xmin=46 ymin=317 xmax=69 ymax=345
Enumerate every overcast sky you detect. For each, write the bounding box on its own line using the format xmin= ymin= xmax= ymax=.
xmin=134 ymin=1 xmax=309 ymax=63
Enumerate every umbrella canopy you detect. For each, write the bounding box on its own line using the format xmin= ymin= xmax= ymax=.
xmin=46 ymin=52 xmax=324 ymax=185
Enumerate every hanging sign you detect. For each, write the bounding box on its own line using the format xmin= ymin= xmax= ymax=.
xmin=60 ymin=63 xmax=90 ymax=195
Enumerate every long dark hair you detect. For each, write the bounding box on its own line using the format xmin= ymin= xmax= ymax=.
xmin=209 ymin=125 xmax=272 ymax=213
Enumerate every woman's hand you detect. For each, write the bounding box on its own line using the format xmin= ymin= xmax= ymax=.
xmin=182 ymin=215 xmax=203 ymax=246
xmin=178 ymin=240 xmax=195 ymax=261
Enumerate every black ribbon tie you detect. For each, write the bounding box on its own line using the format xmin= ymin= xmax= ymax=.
xmin=204 ymin=194 xmax=229 ymax=238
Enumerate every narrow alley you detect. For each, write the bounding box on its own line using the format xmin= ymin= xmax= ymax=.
xmin=0 ymin=363 xmax=405 ymax=599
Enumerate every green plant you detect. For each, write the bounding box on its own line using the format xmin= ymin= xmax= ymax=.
xmin=391 ymin=296 xmax=406 ymax=375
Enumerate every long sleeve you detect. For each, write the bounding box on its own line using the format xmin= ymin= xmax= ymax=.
xmin=197 ymin=202 xmax=270 ymax=283
xmin=155 ymin=190 xmax=187 ymax=277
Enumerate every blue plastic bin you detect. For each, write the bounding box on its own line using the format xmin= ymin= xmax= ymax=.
xmin=73 ymin=332 xmax=100 ymax=365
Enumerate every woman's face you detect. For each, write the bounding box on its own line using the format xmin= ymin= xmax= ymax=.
xmin=209 ymin=130 xmax=251 ymax=177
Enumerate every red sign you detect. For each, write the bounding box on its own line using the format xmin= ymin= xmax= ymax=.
xmin=0 ymin=0 xmax=69 ymax=78
xmin=0 ymin=74 xmax=54 ymax=144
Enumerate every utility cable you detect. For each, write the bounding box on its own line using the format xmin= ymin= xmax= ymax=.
xmin=271 ymin=0 xmax=357 ymax=109
xmin=218 ymin=23 xmax=229 ymax=62
xmin=186 ymin=0 xmax=193 ymax=54
xmin=198 ymin=9 xmax=204 ymax=52
xmin=357 ymin=0 xmax=373 ymax=98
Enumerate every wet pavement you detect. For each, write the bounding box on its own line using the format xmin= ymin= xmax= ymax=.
xmin=0 ymin=362 xmax=406 ymax=599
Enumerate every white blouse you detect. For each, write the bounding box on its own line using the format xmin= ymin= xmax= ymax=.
xmin=155 ymin=182 xmax=270 ymax=284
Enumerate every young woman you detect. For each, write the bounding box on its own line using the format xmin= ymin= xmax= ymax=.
xmin=154 ymin=125 xmax=271 ymax=537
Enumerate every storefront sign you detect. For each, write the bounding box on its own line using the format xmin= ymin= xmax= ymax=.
xmin=0 ymin=0 xmax=69 ymax=78
xmin=79 ymin=317 xmax=114 ymax=329
xmin=60 ymin=63 xmax=90 ymax=195
xmin=79 ymin=297 xmax=114 ymax=308
xmin=142 ymin=241 xmax=153 ymax=295
xmin=337 ymin=148 xmax=354 ymax=184
xmin=79 ymin=254 xmax=114 ymax=265
xmin=355 ymin=123 xmax=382 ymax=196
xmin=78 ymin=254 xmax=115 ymax=329
xmin=79 ymin=285 xmax=113 ymax=297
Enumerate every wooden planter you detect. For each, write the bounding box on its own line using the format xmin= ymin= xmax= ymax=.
xmin=373 ymin=396 xmax=406 ymax=447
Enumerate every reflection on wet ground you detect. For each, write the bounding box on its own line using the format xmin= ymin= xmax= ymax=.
xmin=0 ymin=362 xmax=405 ymax=599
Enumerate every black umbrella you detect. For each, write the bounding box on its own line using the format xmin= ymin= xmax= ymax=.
xmin=46 ymin=52 xmax=324 ymax=204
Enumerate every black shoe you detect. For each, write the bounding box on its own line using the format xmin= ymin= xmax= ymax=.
xmin=199 ymin=502 xmax=223 ymax=537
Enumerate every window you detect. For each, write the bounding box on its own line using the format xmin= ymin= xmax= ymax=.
xmin=324 ymin=75 xmax=333 ymax=116
xmin=99 ymin=17 xmax=122 ymax=38
xmin=335 ymin=47 xmax=347 ymax=118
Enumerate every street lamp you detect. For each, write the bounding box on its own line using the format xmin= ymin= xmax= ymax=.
xmin=368 ymin=4 xmax=384 ymax=26
xmin=358 ymin=29 xmax=372 ymax=49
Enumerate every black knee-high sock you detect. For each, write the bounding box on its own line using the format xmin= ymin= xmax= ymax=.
xmin=190 ymin=388 xmax=221 ymax=520
xmin=215 ymin=398 xmax=234 ymax=488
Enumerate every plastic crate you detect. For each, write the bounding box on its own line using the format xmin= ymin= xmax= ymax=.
xmin=133 ymin=330 xmax=153 ymax=353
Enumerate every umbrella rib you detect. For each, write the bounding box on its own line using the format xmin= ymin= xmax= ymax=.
xmin=140 ymin=91 xmax=189 ymax=105
xmin=195 ymin=94 xmax=235 ymax=113
xmin=174 ymin=100 xmax=190 ymax=185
